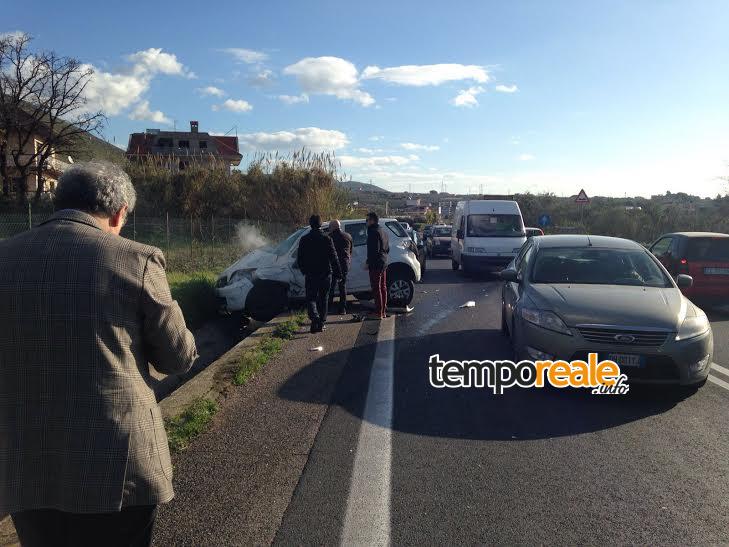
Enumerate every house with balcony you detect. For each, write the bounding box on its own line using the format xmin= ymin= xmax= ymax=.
xmin=125 ymin=121 xmax=243 ymax=172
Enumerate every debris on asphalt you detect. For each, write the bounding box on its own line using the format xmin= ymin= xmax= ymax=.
xmin=405 ymin=305 xmax=415 ymax=313
xmin=460 ymin=301 xmax=476 ymax=308
xmin=309 ymin=346 xmax=323 ymax=352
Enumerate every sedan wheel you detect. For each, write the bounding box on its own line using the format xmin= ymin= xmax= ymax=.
xmin=388 ymin=275 xmax=414 ymax=307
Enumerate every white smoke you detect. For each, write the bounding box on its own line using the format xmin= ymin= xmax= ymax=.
xmin=235 ymin=223 xmax=269 ymax=255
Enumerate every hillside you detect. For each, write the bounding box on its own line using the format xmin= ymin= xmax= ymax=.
xmin=338 ymin=179 xmax=391 ymax=193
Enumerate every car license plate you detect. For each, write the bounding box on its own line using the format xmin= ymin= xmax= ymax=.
xmin=606 ymin=353 xmax=643 ymax=368
xmin=704 ymin=267 xmax=729 ymax=275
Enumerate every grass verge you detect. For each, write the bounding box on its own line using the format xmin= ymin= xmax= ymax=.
xmin=167 ymin=270 xmax=218 ymax=329
xmin=165 ymin=398 xmax=218 ymax=453
xmin=233 ymin=336 xmax=283 ymax=386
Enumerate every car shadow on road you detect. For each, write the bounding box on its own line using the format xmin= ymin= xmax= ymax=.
xmin=278 ymin=327 xmax=695 ymax=442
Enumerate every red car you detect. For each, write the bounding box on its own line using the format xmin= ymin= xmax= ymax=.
xmin=649 ymin=232 xmax=729 ymax=302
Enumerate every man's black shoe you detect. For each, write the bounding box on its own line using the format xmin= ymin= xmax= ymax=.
xmin=310 ymin=321 xmax=319 ymax=334
xmin=338 ymin=306 xmax=347 ymax=315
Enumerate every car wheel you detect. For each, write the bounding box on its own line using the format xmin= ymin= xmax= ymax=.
xmin=451 ymin=259 xmax=459 ymax=271
xmin=245 ymin=280 xmax=289 ymax=322
xmin=388 ymin=270 xmax=415 ymax=307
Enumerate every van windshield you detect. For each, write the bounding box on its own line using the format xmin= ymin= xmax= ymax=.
xmin=467 ymin=214 xmax=525 ymax=237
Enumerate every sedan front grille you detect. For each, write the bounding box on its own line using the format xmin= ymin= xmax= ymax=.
xmin=577 ymin=326 xmax=671 ymax=347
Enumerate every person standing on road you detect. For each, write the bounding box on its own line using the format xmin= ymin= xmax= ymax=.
xmin=0 ymin=162 xmax=198 ymax=547
xmin=328 ymin=219 xmax=353 ymax=315
xmin=297 ymin=215 xmax=342 ymax=333
xmin=366 ymin=212 xmax=390 ymax=319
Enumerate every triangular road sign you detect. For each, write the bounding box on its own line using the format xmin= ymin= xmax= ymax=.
xmin=575 ymin=189 xmax=590 ymax=204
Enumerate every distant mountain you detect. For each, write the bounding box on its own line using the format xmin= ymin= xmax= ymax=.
xmin=338 ymin=180 xmax=391 ymax=193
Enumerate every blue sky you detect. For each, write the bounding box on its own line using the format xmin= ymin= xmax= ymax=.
xmin=5 ymin=0 xmax=729 ymax=196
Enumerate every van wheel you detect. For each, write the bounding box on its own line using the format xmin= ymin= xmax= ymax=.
xmin=451 ymin=259 xmax=459 ymax=271
xmin=387 ymin=270 xmax=414 ymax=307
xmin=245 ymin=280 xmax=289 ymax=322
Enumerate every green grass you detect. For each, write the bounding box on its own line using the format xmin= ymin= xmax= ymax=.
xmin=164 ymin=398 xmax=219 ymax=453
xmin=233 ymin=336 xmax=283 ymax=386
xmin=167 ymin=270 xmax=218 ymax=329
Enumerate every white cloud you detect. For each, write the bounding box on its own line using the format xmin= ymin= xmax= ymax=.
xmin=213 ymin=98 xmax=253 ymax=113
xmin=80 ymin=48 xmax=193 ymax=117
xmin=338 ymin=154 xmax=418 ymax=170
xmin=369 ymin=135 xmax=384 ymax=142
xmin=238 ymin=127 xmax=348 ymax=151
xmin=129 ymin=100 xmax=171 ymax=125
xmin=197 ymin=85 xmax=226 ymax=97
xmin=283 ymin=56 xmax=375 ymax=106
xmin=278 ymin=93 xmax=309 ymax=105
xmin=220 ymin=48 xmax=268 ymax=64
xmin=495 ymin=84 xmax=518 ymax=93
xmin=518 ymin=154 xmax=536 ymax=161
xmin=362 ymin=63 xmax=489 ymax=86
xmin=401 ymin=142 xmax=440 ymax=152
xmin=0 ymin=30 xmax=25 ymax=41
xmin=356 ymin=147 xmax=385 ymax=154
xmin=249 ymin=68 xmax=275 ymax=87
xmin=451 ymin=86 xmax=485 ymax=108
xmin=126 ymin=48 xmax=194 ymax=78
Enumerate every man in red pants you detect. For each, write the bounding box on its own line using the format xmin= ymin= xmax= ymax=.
xmin=366 ymin=212 xmax=390 ymax=319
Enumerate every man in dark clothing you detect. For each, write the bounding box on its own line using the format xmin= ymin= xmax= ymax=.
xmin=328 ymin=219 xmax=353 ymax=314
xmin=366 ymin=212 xmax=390 ymax=319
xmin=297 ymin=215 xmax=342 ymax=333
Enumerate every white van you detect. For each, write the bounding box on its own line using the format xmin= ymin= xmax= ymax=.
xmin=451 ymin=200 xmax=527 ymax=274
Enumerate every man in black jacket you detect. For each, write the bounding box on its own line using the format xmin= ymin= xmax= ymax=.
xmin=297 ymin=215 xmax=342 ymax=333
xmin=328 ymin=219 xmax=353 ymax=314
xmin=366 ymin=212 xmax=390 ymax=319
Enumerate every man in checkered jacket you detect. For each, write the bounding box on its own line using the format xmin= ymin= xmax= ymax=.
xmin=0 ymin=161 xmax=198 ymax=546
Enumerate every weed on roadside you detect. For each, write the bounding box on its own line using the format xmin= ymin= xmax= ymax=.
xmin=165 ymin=398 xmax=219 ymax=452
xmin=233 ymin=336 xmax=283 ymax=386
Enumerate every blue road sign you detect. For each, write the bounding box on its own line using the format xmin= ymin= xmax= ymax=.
xmin=538 ymin=214 xmax=551 ymax=228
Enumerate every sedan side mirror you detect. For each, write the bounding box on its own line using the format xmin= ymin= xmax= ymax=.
xmin=676 ymin=274 xmax=693 ymax=288
xmin=500 ymin=268 xmax=519 ymax=283
xmin=456 ymin=229 xmax=464 ymax=240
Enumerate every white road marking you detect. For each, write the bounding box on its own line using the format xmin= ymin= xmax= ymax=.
xmin=708 ymin=374 xmax=729 ymax=391
xmin=710 ymin=363 xmax=729 ymax=378
xmin=341 ymin=317 xmax=395 ymax=546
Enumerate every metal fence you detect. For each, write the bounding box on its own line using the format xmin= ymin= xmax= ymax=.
xmin=0 ymin=209 xmax=297 ymax=273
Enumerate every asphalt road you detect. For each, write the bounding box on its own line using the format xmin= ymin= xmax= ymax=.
xmin=274 ymin=258 xmax=729 ymax=544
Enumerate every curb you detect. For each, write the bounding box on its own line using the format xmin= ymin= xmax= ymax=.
xmin=159 ymin=310 xmax=301 ymax=420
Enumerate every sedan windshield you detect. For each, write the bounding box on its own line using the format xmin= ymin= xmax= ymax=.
xmin=531 ymin=247 xmax=671 ymax=287
xmin=273 ymin=228 xmax=306 ymax=255
xmin=434 ymin=227 xmax=451 ymax=237
xmin=467 ymin=214 xmax=525 ymax=237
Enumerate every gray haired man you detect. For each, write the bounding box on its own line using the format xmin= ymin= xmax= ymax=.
xmin=0 ymin=161 xmax=198 ymax=546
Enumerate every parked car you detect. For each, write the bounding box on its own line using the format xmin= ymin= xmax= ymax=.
xmin=648 ymin=232 xmax=729 ymax=304
xmin=216 ymin=218 xmax=422 ymax=321
xmin=411 ymin=230 xmax=427 ymax=275
xmin=423 ymin=224 xmax=434 ymax=239
xmin=526 ymin=227 xmax=544 ymax=238
xmin=452 ymin=200 xmax=527 ymax=273
xmin=500 ymin=235 xmax=712 ymax=387
xmin=427 ymin=225 xmax=452 ymax=257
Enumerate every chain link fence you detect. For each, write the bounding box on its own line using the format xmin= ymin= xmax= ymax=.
xmin=0 ymin=208 xmax=297 ymax=273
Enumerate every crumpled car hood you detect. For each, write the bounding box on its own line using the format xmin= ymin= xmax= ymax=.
xmin=219 ymin=247 xmax=275 ymax=283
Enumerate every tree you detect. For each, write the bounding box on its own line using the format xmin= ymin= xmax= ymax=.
xmin=425 ymin=209 xmax=438 ymax=225
xmin=0 ymin=33 xmax=104 ymax=201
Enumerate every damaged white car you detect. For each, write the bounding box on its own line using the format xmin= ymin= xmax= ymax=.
xmin=216 ymin=219 xmax=422 ymax=321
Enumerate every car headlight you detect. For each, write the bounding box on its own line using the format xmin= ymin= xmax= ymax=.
xmin=676 ymin=309 xmax=710 ymax=341
xmin=520 ymin=307 xmax=572 ymax=336
xmin=216 ymin=276 xmax=228 ymax=288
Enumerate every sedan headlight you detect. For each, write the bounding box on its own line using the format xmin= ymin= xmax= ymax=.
xmin=520 ymin=307 xmax=572 ymax=336
xmin=676 ymin=309 xmax=710 ymax=341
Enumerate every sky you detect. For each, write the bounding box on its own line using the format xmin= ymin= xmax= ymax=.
xmin=4 ymin=0 xmax=729 ymax=197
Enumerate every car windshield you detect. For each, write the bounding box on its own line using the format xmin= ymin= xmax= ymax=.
xmin=686 ymin=238 xmax=729 ymax=261
xmin=531 ymin=247 xmax=671 ymax=287
xmin=272 ymin=228 xmax=307 ymax=256
xmin=467 ymin=214 xmax=525 ymax=237
xmin=434 ymin=227 xmax=451 ymax=236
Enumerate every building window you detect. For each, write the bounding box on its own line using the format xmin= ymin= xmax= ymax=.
xmin=157 ymin=137 xmax=173 ymax=147
xmin=199 ymin=140 xmax=208 ymax=149
xmin=178 ymin=140 xmax=190 ymax=149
